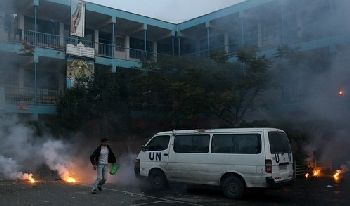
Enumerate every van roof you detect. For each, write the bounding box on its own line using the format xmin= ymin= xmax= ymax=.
xmin=156 ymin=128 xmax=284 ymax=135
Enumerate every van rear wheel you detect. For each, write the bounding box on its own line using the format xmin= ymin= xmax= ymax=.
xmin=222 ymin=176 xmax=245 ymax=199
xmin=149 ymin=170 xmax=167 ymax=190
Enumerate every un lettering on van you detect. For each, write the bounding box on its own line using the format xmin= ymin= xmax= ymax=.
xmin=149 ymin=152 xmax=162 ymax=161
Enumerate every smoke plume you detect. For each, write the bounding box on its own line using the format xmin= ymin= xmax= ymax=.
xmin=0 ymin=116 xmax=142 ymax=186
xmin=258 ymin=0 xmax=350 ymax=168
xmin=0 ymin=116 xmax=77 ymax=181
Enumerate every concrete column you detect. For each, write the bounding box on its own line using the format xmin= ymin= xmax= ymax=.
xmin=177 ymin=34 xmax=181 ymax=56
xmin=296 ymin=11 xmax=303 ymax=40
xmin=19 ymin=15 xmax=25 ymax=41
xmin=34 ymin=4 xmax=38 ymax=45
xmin=112 ymin=62 xmax=117 ymax=73
xmin=112 ymin=17 xmax=116 ymax=58
xmin=59 ymin=22 xmax=64 ymax=47
xmin=258 ymin=23 xmax=262 ymax=48
xmin=195 ymin=39 xmax=200 ymax=56
xmin=34 ymin=55 xmax=39 ymax=104
xmin=143 ymin=24 xmax=148 ymax=53
xmin=125 ymin=35 xmax=130 ymax=59
xmin=153 ymin=41 xmax=158 ymax=62
xmin=206 ymin=21 xmax=210 ymax=53
xmin=280 ymin=0 xmax=285 ymax=44
xmin=94 ymin=29 xmax=99 ymax=53
xmin=171 ymin=31 xmax=175 ymax=56
xmin=224 ymin=32 xmax=229 ymax=54
xmin=239 ymin=12 xmax=245 ymax=46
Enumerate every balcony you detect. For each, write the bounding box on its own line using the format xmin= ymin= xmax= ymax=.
xmin=17 ymin=30 xmax=157 ymax=63
xmin=24 ymin=30 xmax=61 ymax=50
xmin=1 ymin=86 xmax=61 ymax=105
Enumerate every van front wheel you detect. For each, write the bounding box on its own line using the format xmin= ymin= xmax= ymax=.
xmin=222 ymin=176 xmax=245 ymax=199
xmin=149 ymin=170 xmax=167 ymax=190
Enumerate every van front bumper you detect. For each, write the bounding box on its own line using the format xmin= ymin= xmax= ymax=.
xmin=266 ymin=177 xmax=294 ymax=188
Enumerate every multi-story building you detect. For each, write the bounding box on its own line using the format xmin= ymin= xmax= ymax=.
xmin=0 ymin=0 xmax=349 ymax=120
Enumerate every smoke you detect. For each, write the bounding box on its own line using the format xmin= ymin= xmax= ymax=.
xmin=0 ymin=156 xmax=23 ymax=179
xmin=0 ymin=116 xmax=142 ymax=186
xmin=292 ymin=47 xmax=350 ymax=167
xmin=41 ymin=140 xmax=75 ymax=181
xmin=110 ymin=153 xmax=140 ymax=186
xmin=257 ymin=0 xmax=350 ymax=168
xmin=0 ymin=116 xmax=78 ymax=182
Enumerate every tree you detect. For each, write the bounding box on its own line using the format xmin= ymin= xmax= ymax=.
xmin=56 ymin=48 xmax=270 ymax=135
xmin=150 ymin=48 xmax=270 ymax=127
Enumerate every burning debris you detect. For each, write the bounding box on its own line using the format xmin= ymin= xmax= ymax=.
xmin=304 ymin=163 xmax=348 ymax=183
xmin=333 ymin=170 xmax=342 ymax=182
xmin=41 ymin=140 xmax=79 ymax=184
xmin=338 ymin=89 xmax=345 ymax=97
xmin=64 ymin=176 xmax=77 ymax=183
xmin=60 ymin=172 xmax=78 ymax=184
xmin=312 ymin=168 xmax=321 ymax=177
xmin=333 ymin=165 xmax=349 ymax=183
xmin=22 ymin=173 xmax=36 ymax=184
xmin=304 ymin=168 xmax=321 ymax=179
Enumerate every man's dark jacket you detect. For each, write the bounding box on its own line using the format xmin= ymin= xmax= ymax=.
xmin=90 ymin=145 xmax=116 ymax=165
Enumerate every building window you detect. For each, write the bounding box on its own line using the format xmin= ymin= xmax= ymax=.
xmin=116 ymin=36 xmax=125 ymax=51
xmin=174 ymin=134 xmax=210 ymax=153
xmin=212 ymin=134 xmax=261 ymax=154
xmin=146 ymin=135 xmax=170 ymax=151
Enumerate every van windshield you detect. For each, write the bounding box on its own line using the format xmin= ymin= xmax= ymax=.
xmin=268 ymin=132 xmax=291 ymax=154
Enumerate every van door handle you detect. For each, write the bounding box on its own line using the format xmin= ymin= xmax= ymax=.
xmin=164 ymin=153 xmax=169 ymax=156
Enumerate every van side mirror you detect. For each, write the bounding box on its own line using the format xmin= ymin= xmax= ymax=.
xmin=141 ymin=145 xmax=147 ymax=152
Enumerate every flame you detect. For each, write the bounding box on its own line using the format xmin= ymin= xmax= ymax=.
xmin=305 ymin=173 xmax=310 ymax=178
xmin=62 ymin=172 xmax=77 ymax=183
xmin=313 ymin=168 xmax=321 ymax=177
xmin=333 ymin=170 xmax=342 ymax=182
xmin=338 ymin=89 xmax=345 ymax=96
xmin=64 ymin=176 xmax=77 ymax=183
xmin=22 ymin=173 xmax=36 ymax=184
xmin=56 ymin=166 xmax=78 ymax=183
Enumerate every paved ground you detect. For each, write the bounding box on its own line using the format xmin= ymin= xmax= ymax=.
xmin=0 ymin=177 xmax=349 ymax=206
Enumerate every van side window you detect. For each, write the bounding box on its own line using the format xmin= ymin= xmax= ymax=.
xmin=174 ymin=134 xmax=210 ymax=153
xmin=146 ymin=135 xmax=170 ymax=151
xmin=212 ymin=134 xmax=261 ymax=154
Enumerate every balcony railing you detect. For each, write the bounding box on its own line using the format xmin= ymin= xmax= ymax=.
xmin=24 ymin=30 xmax=61 ymax=50
xmin=18 ymin=30 xmax=237 ymax=61
xmin=1 ymin=86 xmax=61 ymax=105
xmin=17 ymin=30 xmax=248 ymax=62
xmin=9 ymin=30 xmax=264 ymax=63
xmin=98 ymin=42 xmax=113 ymax=57
xmin=20 ymin=30 xmax=160 ymax=62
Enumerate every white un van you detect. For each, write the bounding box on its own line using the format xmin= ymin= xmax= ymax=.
xmin=134 ymin=128 xmax=294 ymax=199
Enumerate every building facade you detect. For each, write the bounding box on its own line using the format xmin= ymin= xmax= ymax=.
xmin=0 ymin=0 xmax=349 ymax=120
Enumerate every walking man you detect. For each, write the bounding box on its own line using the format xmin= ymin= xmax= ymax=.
xmin=90 ymin=138 xmax=116 ymax=194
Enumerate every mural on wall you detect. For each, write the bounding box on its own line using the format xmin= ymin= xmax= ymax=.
xmin=71 ymin=0 xmax=86 ymax=38
xmin=66 ymin=58 xmax=94 ymax=88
